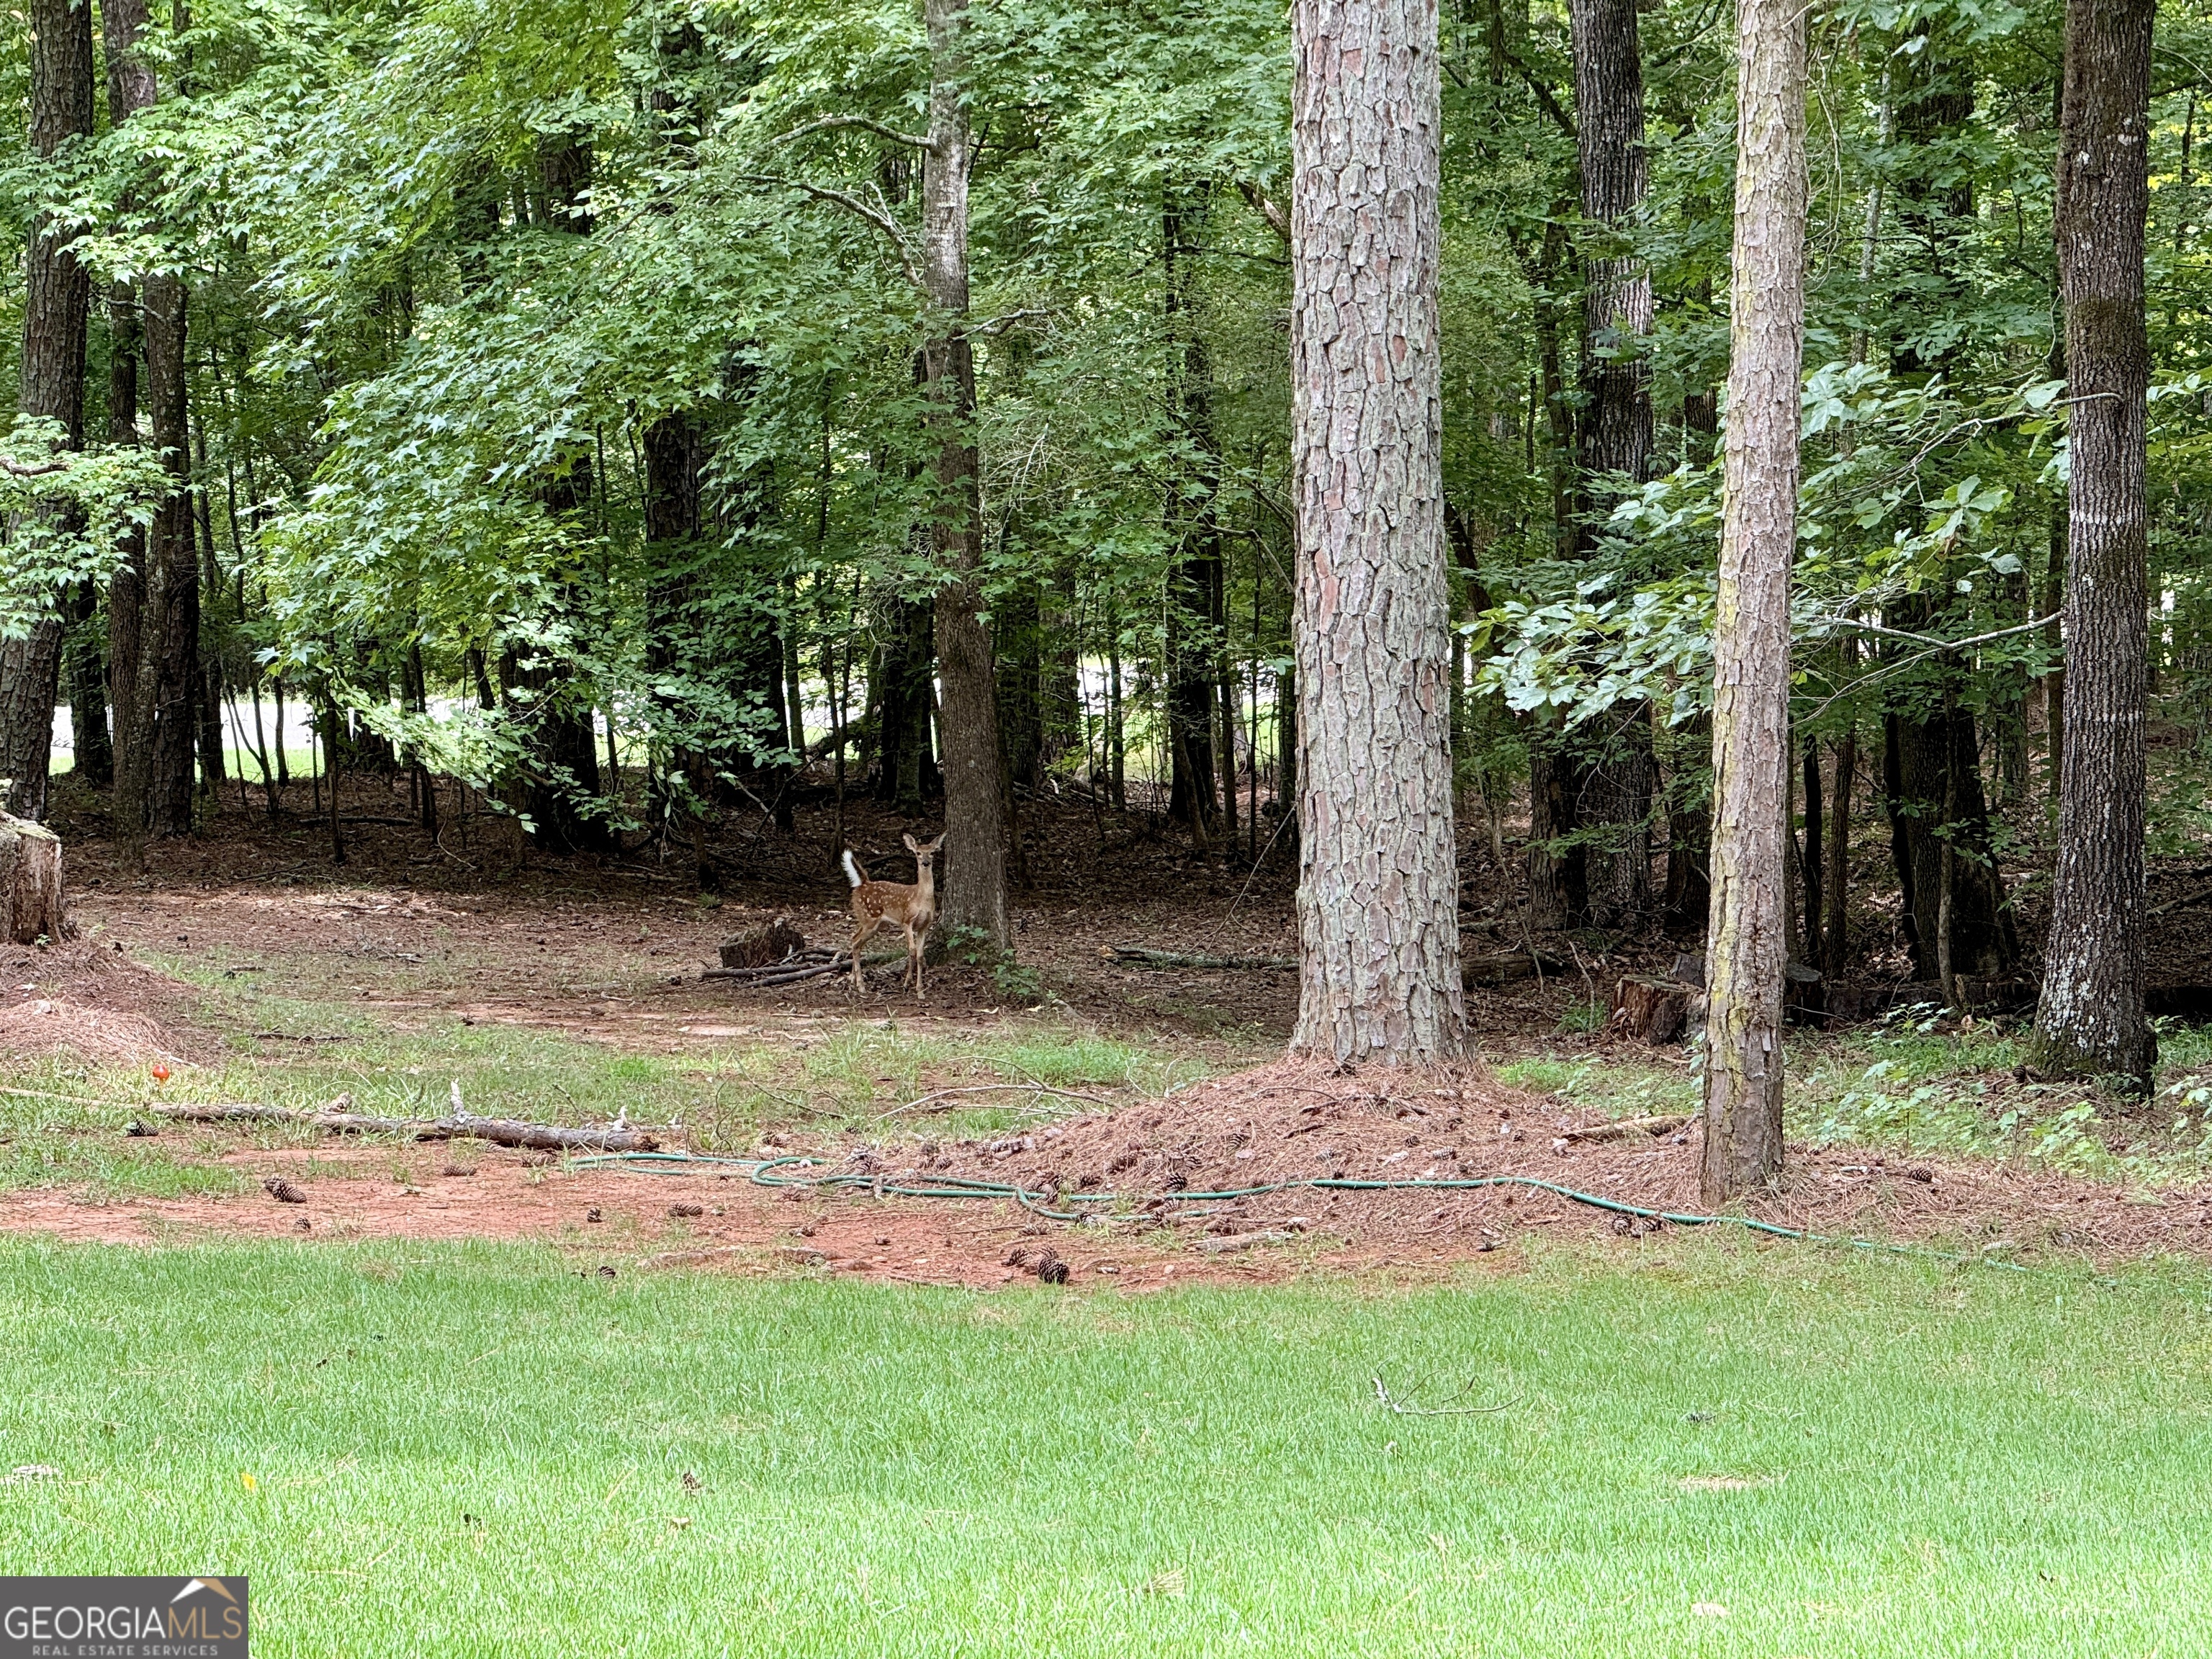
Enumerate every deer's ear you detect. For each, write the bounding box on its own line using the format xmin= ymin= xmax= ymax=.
xmin=902 ymin=833 xmax=920 ymax=853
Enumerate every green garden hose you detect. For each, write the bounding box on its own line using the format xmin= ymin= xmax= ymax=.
xmin=569 ymin=1149 xmax=2016 ymax=1266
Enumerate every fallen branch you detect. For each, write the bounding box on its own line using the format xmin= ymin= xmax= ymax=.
xmin=154 ymin=1100 xmax=659 ymax=1151
xmin=1561 ymin=1113 xmax=1691 ymax=1143
xmin=1103 ymin=945 xmax=1295 ymax=971
xmin=2151 ymin=879 xmax=2212 ymax=918
xmin=703 ymin=946 xmax=909 ymax=986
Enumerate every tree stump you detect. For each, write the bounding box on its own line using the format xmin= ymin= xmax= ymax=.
xmin=1784 ymin=961 xmax=1826 ymax=1025
xmin=719 ymin=917 xmax=806 ymax=971
xmin=0 ymin=810 xmax=66 ymax=945
xmin=1612 ymin=974 xmax=1697 ymax=1045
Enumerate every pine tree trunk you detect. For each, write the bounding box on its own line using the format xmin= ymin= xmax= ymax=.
xmin=146 ymin=270 xmax=197 ymax=837
xmin=2029 ymin=0 xmax=2156 ymax=1091
xmin=1569 ymin=0 xmax=1655 ymax=925
xmin=922 ymin=0 xmax=1009 ymax=950
xmin=0 ymin=0 xmax=95 ymax=819
xmin=1571 ymin=0 xmax=1653 ymax=495
xmin=105 ymin=0 xmax=154 ymax=837
xmin=1701 ymin=0 xmax=1805 ymax=1205
xmin=1287 ymin=0 xmax=1465 ymax=1064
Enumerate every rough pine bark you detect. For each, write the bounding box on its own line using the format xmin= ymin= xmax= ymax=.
xmin=922 ymin=0 xmax=1009 ymax=949
xmin=1570 ymin=0 xmax=1655 ymax=925
xmin=1287 ymin=0 xmax=1465 ymax=1064
xmin=0 ymin=0 xmax=94 ymax=819
xmin=1701 ymin=0 xmax=1805 ymax=1205
xmin=2029 ymin=0 xmax=2156 ymax=1090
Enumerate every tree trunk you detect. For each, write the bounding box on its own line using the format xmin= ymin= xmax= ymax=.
xmin=1800 ymin=734 xmax=1823 ymax=966
xmin=1571 ymin=0 xmax=1654 ymax=493
xmin=1822 ymin=726 xmax=1855 ymax=980
xmin=1887 ymin=689 xmax=2016 ymax=981
xmin=1527 ymin=732 xmax=1584 ymax=930
xmin=145 ymin=270 xmax=197 ymax=837
xmin=2044 ymin=491 xmax=2067 ymax=801
xmin=0 ymin=0 xmax=95 ymax=820
xmin=2029 ymin=0 xmax=2156 ymax=1090
xmin=1663 ymin=711 xmax=1711 ymax=930
xmin=513 ymin=134 xmax=610 ymax=855
xmin=106 ymin=0 xmax=153 ymax=839
xmin=1164 ymin=179 xmax=1222 ymax=840
xmin=1287 ymin=0 xmax=1465 ymax=1064
xmin=1569 ymin=0 xmax=1655 ymax=926
xmin=922 ymin=0 xmax=1009 ymax=949
xmin=995 ymin=578 xmax=1043 ymax=793
xmin=63 ymin=583 xmax=110 ymax=788
xmin=1701 ymin=0 xmax=1805 ymax=1205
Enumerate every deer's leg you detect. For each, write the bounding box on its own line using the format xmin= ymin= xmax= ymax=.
xmin=850 ymin=914 xmax=881 ymax=997
xmin=908 ymin=924 xmax=925 ymax=1000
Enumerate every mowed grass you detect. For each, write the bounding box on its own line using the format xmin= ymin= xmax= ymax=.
xmin=4 ymin=1241 xmax=2212 ymax=1655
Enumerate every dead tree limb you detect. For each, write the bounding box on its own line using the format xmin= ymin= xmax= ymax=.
xmin=154 ymin=1102 xmax=660 ymax=1151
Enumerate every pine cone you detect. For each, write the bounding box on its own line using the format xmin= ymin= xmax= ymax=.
xmin=263 ymin=1178 xmax=307 ymax=1205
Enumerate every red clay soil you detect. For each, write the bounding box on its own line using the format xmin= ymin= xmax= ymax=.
xmin=6 ymin=1058 xmax=2206 ymax=1282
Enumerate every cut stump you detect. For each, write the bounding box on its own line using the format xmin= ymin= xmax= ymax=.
xmin=0 ymin=811 xmax=67 ymax=945
xmin=1612 ymin=975 xmax=1698 ymax=1045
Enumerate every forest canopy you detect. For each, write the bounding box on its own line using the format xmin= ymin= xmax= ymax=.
xmin=0 ymin=0 xmax=2203 ymax=1034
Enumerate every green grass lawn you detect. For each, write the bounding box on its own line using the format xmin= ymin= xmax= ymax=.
xmin=4 ymin=1238 xmax=2211 ymax=1655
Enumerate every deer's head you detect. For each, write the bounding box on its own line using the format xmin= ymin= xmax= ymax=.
xmin=902 ymin=832 xmax=946 ymax=876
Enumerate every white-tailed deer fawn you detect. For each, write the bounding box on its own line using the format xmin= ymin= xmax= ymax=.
xmin=841 ymin=833 xmax=945 ymax=999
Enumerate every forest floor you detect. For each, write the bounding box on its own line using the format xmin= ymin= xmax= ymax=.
xmin=1 ymin=773 xmax=2211 ymax=1279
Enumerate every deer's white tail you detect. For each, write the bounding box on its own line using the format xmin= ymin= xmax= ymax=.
xmin=842 ymin=849 xmax=864 ymax=889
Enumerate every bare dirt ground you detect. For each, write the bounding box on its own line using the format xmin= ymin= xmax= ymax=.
xmin=1 ymin=773 xmax=2207 ymax=1281
xmin=7 ymin=1058 xmax=2199 ymax=1280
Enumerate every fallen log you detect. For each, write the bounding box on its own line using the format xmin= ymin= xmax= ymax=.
xmin=718 ymin=918 xmax=808 ymax=971
xmin=1562 ymin=1112 xmax=1691 ymax=1143
xmin=1102 ymin=946 xmax=1296 ymax=971
xmin=1813 ymin=979 xmax=2028 ymax=1028
xmin=1463 ymin=948 xmax=1570 ymax=987
xmin=155 ymin=1101 xmax=659 ymax=1152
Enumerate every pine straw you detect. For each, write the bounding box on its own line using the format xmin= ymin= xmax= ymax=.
xmin=0 ymin=939 xmax=206 ymax=1064
xmin=870 ymin=1058 xmax=2212 ymax=1266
